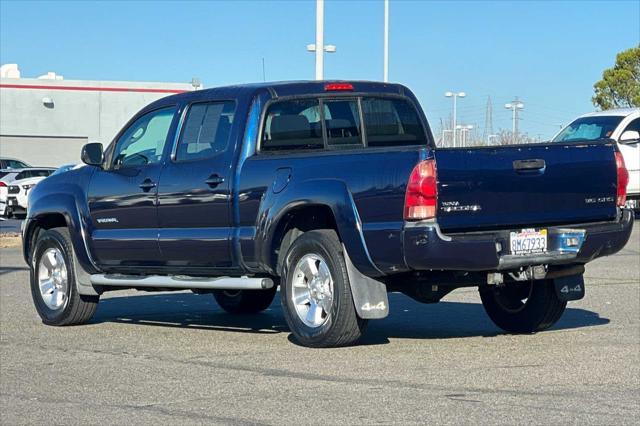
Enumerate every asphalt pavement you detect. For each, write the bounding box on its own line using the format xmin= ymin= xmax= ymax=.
xmin=0 ymin=228 xmax=638 ymax=425
xmin=0 ymin=218 xmax=21 ymax=234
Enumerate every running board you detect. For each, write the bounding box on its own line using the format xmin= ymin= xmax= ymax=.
xmin=89 ymin=274 xmax=274 ymax=290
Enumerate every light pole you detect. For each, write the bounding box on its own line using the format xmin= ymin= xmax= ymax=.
xmin=383 ymin=0 xmax=389 ymax=82
xmin=505 ymin=98 xmax=524 ymax=143
xmin=456 ymin=124 xmax=474 ymax=147
xmin=445 ymin=91 xmax=466 ymax=147
xmin=306 ymin=0 xmax=337 ymax=80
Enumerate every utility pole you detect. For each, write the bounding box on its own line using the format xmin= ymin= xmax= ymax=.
xmin=383 ymin=0 xmax=389 ymax=82
xmin=505 ymin=97 xmax=524 ymax=143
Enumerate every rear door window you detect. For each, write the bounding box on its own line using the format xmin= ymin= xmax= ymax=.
xmin=262 ymin=99 xmax=324 ymax=151
xmin=361 ymin=98 xmax=426 ymax=147
xmin=176 ymin=101 xmax=235 ymax=162
xmin=323 ymin=99 xmax=363 ymax=147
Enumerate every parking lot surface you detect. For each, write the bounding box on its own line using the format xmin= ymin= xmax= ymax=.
xmin=0 ymin=219 xmax=21 ymax=234
xmin=0 ymin=228 xmax=638 ymax=425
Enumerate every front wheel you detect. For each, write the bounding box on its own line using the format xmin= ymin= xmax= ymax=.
xmin=281 ymin=230 xmax=367 ymax=348
xmin=479 ymin=279 xmax=566 ymax=333
xmin=30 ymin=227 xmax=99 ymax=326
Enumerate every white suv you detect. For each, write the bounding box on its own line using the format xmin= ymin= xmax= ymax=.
xmin=553 ymin=108 xmax=640 ymax=208
xmin=2 ymin=168 xmax=55 ymax=217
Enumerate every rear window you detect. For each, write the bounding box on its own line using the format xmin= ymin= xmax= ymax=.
xmin=324 ymin=99 xmax=363 ymax=147
xmin=15 ymin=170 xmax=53 ymax=180
xmin=361 ymin=98 xmax=426 ymax=147
xmin=261 ymin=96 xmax=426 ymax=152
xmin=552 ymin=116 xmax=624 ymax=142
xmin=262 ymin=99 xmax=324 ymax=151
xmin=176 ymin=101 xmax=235 ymax=161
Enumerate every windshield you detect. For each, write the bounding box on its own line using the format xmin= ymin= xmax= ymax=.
xmin=553 ymin=116 xmax=624 ymax=142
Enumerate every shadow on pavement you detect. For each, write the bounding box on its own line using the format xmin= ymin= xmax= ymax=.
xmin=93 ymin=291 xmax=610 ymax=345
xmin=0 ymin=266 xmax=29 ymax=275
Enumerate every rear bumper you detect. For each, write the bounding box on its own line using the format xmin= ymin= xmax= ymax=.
xmin=403 ymin=209 xmax=634 ymax=272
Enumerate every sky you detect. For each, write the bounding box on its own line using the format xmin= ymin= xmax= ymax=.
xmin=1 ymin=0 xmax=639 ymax=140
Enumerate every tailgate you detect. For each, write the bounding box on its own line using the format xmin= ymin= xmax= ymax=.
xmin=434 ymin=141 xmax=618 ymax=232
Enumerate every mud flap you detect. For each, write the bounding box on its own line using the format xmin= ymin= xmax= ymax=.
xmin=553 ymin=274 xmax=585 ymax=301
xmin=342 ymin=245 xmax=389 ymax=319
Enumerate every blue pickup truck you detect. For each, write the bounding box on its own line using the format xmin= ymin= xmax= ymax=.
xmin=22 ymin=81 xmax=633 ymax=347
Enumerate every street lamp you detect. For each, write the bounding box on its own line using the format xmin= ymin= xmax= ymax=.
xmin=505 ymin=99 xmax=524 ymax=142
xmin=445 ymin=91 xmax=466 ymax=147
xmin=307 ymin=0 xmax=337 ymax=80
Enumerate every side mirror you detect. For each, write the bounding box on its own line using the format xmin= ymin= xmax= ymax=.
xmin=619 ymin=130 xmax=640 ymax=145
xmin=81 ymin=143 xmax=104 ymax=167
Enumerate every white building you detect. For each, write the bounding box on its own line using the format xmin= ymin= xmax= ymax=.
xmin=0 ymin=64 xmax=200 ymax=166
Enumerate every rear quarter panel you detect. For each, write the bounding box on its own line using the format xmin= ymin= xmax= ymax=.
xmin=237 ymin=148 xmax=426 ymax=274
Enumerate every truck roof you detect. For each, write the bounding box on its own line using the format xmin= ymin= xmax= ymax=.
xmin=145 ymin=80 xmax=410 ymax=111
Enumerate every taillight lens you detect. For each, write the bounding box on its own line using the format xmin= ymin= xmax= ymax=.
xmin=404 ymin=159 xmax=438 ymax=220
xmin=324 ymin=83 xmax=354 ymax=91
xmin=615 ymin=151 xmax=629 ymax=207
xmin=0 ymin=182 xmax=6 ymax=187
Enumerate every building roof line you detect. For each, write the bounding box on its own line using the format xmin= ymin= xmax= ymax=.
xmin=0 ymin=83 xmax=188 ymax=94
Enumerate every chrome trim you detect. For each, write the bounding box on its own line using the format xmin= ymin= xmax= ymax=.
xmin=90 ymin=274 xmax=274 ymax=290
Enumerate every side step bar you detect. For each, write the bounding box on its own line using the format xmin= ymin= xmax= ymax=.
xmin=90 ymin=274 xmax=274 ymax=290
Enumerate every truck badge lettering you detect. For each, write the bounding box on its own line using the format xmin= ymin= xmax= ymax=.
xmin=97 ymin=217 xmax=118 ymax=224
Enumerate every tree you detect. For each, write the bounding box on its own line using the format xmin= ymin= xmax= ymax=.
xmin=592 ymin=46 xmax=640 ymax=110
xmin=495 ymin=129 xmax=537 ymax=145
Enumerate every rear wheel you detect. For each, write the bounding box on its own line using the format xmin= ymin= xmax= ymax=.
xmin=281 ymin=230 xmax=367 ymax=348
xmin=479 ymin=279 xmax=566 ymax=333
xmin=213 ymin=286 xmax=277 ymax=314
xmin=30 ymin=227 xmax=99 ymax=326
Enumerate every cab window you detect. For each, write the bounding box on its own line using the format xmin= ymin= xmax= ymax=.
xmin=112 ymin=107 xmax=176 ymax=169
xmin=323 ymin=99 xmax=362 ymax=147
xmin=176 ymin=101 xmax=235 ymax=162
xmin=361 ymin=98 xmax=427 ymax=147
xmin=261 ymin=99 xmax=324 ymax=151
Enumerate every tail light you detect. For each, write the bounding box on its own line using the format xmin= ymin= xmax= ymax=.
xmin=324 ymin=83 xmax=353 ymax=91
xmin=404 ymin=159 xmax=438 ymax=220
xmin=0 ymin=182 xmax=6 ymax=187
xmin=615 ymin=151 xmax=629 ymax=207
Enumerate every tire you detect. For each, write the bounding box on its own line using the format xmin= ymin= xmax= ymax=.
xmin=280 ymin=229 xmax=367 ymax=348
xmin=30 ymin=227 xmax=99 ymax=326
xmin=479 ymin=279 xmax=567 ymax=333
xmin=213 ymin=286 xmax=277 ymax=314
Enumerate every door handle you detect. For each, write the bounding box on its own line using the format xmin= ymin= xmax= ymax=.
xmin=139 ymin=179 xmax=157 ymax=191
xmin=513 ymin=159 xmax=546 ymax=172
xmin=205 ymin=175 xmax=225 ymax=187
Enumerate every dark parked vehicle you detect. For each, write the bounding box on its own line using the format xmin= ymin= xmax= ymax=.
xmin=22 ymin=81 xmax=633 ymax=347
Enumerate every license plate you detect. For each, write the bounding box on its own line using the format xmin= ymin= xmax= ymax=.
xmin=8 ymin=199 xmax=17 ymax=206
xmin=510 ymin=229 xmax=547 ymax=255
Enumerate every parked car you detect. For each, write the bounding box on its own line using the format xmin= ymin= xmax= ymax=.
xmin=0 ymin=157 xmax=30 ymax=170
xmin=4 ymin=168 xmax=56 ymax=218
xmin=553 ymin=108 xmax=640 ymax=209
xmin=22 ymin=81 xmax=633 ymax=347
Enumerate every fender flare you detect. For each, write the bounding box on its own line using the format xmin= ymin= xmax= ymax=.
xmin=257 ymin=178 xmax=388 ymax=319
xmin=24 ymin=190 xmax=99 ymax=296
